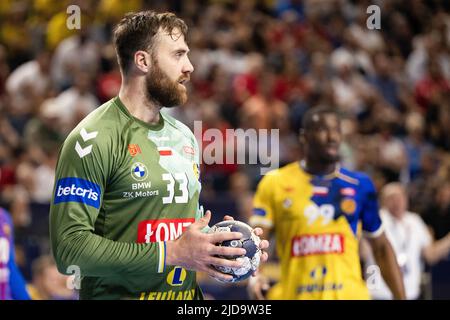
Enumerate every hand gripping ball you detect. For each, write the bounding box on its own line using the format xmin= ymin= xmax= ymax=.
xmin=208 ymin=220 xmax=262 ymax=283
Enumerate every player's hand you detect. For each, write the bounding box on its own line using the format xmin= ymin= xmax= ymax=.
xmin=223 ymin=215 xmax=270 ymax=266
xmin=166 ymin=210 xmax=246 ymax=282
xmin=247 ymin=273 xmax=270 ymax=300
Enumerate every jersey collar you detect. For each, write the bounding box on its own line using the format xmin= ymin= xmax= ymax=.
xmin=299 ymin=160 xmax=340 ymax=180
xmin=114 ymin=96 xmax=165 ymax=131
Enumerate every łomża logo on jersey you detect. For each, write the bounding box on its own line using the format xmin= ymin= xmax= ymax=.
xmin=137 ymin=219 xmax=195 ymax=243
xmin=54 ymin=177 xmax=101 ymax=209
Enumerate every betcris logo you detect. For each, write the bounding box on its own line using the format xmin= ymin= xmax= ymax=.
xmin=54 ymin=177 xmax=101 ymax=209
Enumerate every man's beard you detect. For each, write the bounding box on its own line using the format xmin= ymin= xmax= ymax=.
xmin=145 ymin=58 xmax=188 ymax=108
xmin=305 ymin=144 xmax=340 ymax=165
xmin=316 ymin=148 xmax=340 ymax=164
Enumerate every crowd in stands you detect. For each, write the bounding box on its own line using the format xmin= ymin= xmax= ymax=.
xmin=0 ymin=0 xmax=448 ymax=299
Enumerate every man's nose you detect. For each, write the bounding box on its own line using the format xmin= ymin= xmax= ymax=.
xmin=327 ymin=130 xmax=340 ymax=142
xmin=183 ymin=57 xmax=194 ymax=74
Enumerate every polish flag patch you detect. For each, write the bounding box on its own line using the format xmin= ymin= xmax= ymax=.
xmin=313 ymin=186 xmax=328 ymax=196
xmin=158 ymin=147 xmax=172 ymax=156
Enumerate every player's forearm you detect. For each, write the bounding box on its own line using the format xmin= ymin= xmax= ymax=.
xmin=422 ymin=233 xmax=450 ymax=265
xmin=372 ymin=240 xmax=406 ymax=300
xmin=165 ymin=240 xmax=181 ymax=266
xmin=52 ymin=230 xmax=165 ymax=277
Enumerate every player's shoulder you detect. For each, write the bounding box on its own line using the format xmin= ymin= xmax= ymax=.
xmin=277 ymin=162 xmax=302 ymax=176
xmin=337 ymin=167 xmax=374 ymax=188
xmin=258 ymin=162 xmax=300 ymax=184
xmin=404 ymin=211 xmax=426 ymax=226
xmin=161 ymin=112 xmax=196 ymax=142
xmin=63 ymin=98 xmax=125 ymax=150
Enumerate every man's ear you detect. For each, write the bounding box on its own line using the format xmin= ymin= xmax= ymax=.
xmin=134 ymin=50 xmax=151 ymax=73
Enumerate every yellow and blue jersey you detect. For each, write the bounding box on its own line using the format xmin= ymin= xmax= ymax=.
xmin=250 ymin=162 xmax=383 ymax=300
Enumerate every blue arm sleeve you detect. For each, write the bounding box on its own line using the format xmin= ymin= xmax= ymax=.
xmin=9 ymin=257 xmax=31 ymax=300
xmin=360 ymin=176 xmax=383 ymax=235
xmin=9 ymin=263 xmax=31 ymax=300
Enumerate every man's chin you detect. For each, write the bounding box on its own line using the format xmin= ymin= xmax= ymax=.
xmin=163 ymin=96 xmax=187 ymax=108
xmin=178 ymin=91 xmax=188 ymax=105
xmin=158 ymin=86 xmax=188 ymax=108
xmin=323 ymin=153 xmax=340 ymax=164
xmin=329 ymin=156 xmax=340 ymax=164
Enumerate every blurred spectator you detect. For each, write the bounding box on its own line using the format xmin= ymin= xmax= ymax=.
xmin=23 ymin=98 xmax=65 ymax=152
xmin=415 ymin=56 xmax=450 ymax=111
xmin=45 ymin=1 xmax=78 ymax=50
xmin=348 ymin=9 xmax=384 ymax=54
xmin=407 ymin=30 xmax=450 ymax=87
xmin=233 ymin=52 xmax=264 ymax=105
xmin=96 ymin=45 xmax=121 ymax=103
xmin=53 ymin=72 xmax=99 ymax=132
xmin=200 ymin=101 xmax=239 ymax=193
xmin=408 ymin=150 xmax=441 ymax=214
xmin=330 ymin=41 xmax=373 ymax=116
xmin=5 ymin=50 xmax=52 ymax=120
xmin=228 ymin=171 xmax=253 ymax=221
xmin=423 ymin=181 xmax=450 ymax=241
xmin=0 ymin=1 xmax=32 ymax=69
xmin=241 ymin=72 xmax=285 ymax=130
xmin=27 ymin=255 xmax=77 ymax=300
xmin=384 ymin=11 xmax=413 ymax=59
xmin=368 ymin=52 xmax=400 ymax=110
xmin=362 ymin=183 xmax=450 ymax=300
xmin=403 ymin=112 xmax=433 ymax=181
xmin=374 ymin=120 xmax=408 ymax=183
xmin=339 ymin=116 xmax=359 ymax=170
xmin=0 ymin=45 xmax=10 ymax=96
xmin=51 ymin=30 xmax=100 ymax=90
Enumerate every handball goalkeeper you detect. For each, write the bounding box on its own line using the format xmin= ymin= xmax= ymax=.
xmin=50 ymin=11 xmax=268 ymax=300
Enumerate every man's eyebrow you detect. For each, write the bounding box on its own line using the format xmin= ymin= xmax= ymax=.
xmin=173 ymin=48 xmax=189 ymax=54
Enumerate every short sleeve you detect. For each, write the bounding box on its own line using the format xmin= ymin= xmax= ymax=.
xmin=415 ymin=215 xmax=432 ymax=249
xmin=360 ymin=176 xmax=384 ymax=238
xmin=249 ymin=172 xmax=277 ymax=229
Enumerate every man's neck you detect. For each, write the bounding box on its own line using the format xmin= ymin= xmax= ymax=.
xmin=119 ymin=82 xmax=161 ymax=125
xmin=302 ymin=158 xmax=337 ymax=176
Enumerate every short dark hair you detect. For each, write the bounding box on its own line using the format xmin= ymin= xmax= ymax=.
xmin=113 ymin=11 xmax=188 ymax=74
xmin=301 ymin=106 xmax=339 ymax=131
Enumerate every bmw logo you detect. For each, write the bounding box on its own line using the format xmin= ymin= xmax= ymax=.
xmin=131 ymin=162 xmax=148 ymax=181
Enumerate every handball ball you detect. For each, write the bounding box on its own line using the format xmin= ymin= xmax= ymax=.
xmin=208 ymin=220 xmax=262 ymax=283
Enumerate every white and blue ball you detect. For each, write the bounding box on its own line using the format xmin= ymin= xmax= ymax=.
xmin=208 ymin=220 xmax=261 ymax=283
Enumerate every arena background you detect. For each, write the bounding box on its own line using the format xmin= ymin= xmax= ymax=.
xmin=0 ymin=0 xmax=449 ymax=300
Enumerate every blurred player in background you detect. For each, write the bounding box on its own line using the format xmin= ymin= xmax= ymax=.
xmin=49 ymin=11 xmax=267 ymax=300
xmin=248 ymin=107 xmax=406 ymax=300
xmin=362 ymin=183 xmax=450 ymax=300
xmin=0 ymin=207 xmax=30 ymax=300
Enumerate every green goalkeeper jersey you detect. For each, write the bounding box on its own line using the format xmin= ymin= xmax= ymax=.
xmin=50 ymin=97 xmax=203 ymax=300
